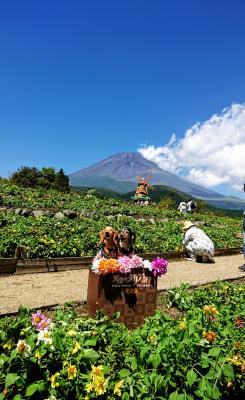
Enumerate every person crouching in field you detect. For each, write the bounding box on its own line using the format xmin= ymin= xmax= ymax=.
xmin=182 ymin=221 xmax=215 ymax=263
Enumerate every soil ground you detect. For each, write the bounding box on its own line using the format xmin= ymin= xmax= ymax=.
xmin=0 ymin=254 xmax=244 ymax=315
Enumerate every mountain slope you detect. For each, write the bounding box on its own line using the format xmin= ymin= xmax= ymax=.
xmin=69 ymin=152 xmax=245 ymax=210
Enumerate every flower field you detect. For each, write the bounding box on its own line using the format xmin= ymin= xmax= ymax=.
xmin=0 ymin=281 xmax=244 ymax=399
xmin=0 ymin=182 xmax=243 ymax=259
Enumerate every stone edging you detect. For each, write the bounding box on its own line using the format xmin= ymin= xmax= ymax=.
xmin=0 ymin=248 xmax=242 ymax=275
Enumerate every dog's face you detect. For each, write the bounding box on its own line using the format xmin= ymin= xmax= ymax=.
xmin=119 ymin=228 xmax=135 ymax=249
xmin=99 ymin=226 xmax=119 ymax=248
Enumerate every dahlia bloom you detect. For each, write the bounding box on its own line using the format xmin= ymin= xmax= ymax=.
xmin=98 ymin=258 xmax=120 ymax=275
xmin=151 ymin=257 xmax=168 ymax=277
xmin=117 ymin=256 xmax=132 ymax=273
xmin=31 ymin=311 xmax=51 ymax=331
xmin=130 ymin=255 xmax=144 ymax=268
xmin=16 ymin=339 xmax=31 ymax=357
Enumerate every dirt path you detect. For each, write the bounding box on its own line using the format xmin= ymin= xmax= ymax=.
xmin=0 ymin=254 xmax=244 ymax=315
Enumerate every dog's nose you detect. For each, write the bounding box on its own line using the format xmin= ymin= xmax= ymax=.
xmin=105 ymin=232 xmax=110 ymax=237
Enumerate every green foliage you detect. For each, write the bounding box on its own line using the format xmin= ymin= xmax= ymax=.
xmin=0 ymin=282 xmax=244 ymax=399
xmin=0 ymin=181 xmax=243 ymax=258
xmin=9 ymin=167 xmax=69 ymax=192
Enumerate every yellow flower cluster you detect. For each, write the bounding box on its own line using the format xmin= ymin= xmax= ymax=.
xmin=227 ymin=354 xmax=245 ymax=367
xmin=67 ymin=364 xmax=77 ymax=380
xmin=3 ymin=341 xmax=13 ymax=351
xmin=203 ymin=305 xmax=218 ymax=318
xmin=178 ymin=320 xmax=187 ymax=331
xmin=114 ymin=379 xmax=124 ymax=396
xmin=50 ymin=372 xmax=60 ymax=388
xmin=85 ymin=365 xmax=107 ymax=396
xmin=71 ymin=341 xmax=81 ymax=354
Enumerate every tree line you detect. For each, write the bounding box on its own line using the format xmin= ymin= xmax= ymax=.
xmin=8 ymin=166 xmax=70 ymax=192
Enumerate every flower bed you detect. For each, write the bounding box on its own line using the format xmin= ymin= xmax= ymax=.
xmin=0 ymin=281 xmax=244 ymax=399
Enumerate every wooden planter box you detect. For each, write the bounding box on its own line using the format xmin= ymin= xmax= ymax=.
xmin=87 ymin=268 xmax=157 ymax=328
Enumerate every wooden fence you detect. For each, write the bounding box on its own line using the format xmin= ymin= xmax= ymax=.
xmin=0 ymin=248 xmax=242 ymax=275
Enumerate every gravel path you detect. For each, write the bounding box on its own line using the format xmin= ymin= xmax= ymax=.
xmin=0 ymin=254 xmax=244 ymax=315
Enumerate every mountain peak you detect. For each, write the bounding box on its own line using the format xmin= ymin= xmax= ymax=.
xmin=69 ymin=152 xmax=245 ymax=210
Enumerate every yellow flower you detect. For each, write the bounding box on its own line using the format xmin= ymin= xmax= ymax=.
xmin=35 ymin=351 xmax=42 ymax=360
xmin=67 ymin=364 xmax=77 ymax=380
xmin=147 ymin=333 xmax=157 ymax=342
xmin=179 ymin=321 xmax=187 ymax=331
xmin=94 ymin=378 xmax=107 ymax=395
xmin=91 ymin=365 xmax=103 ymax=379
xmin=71 ymin=341 xmax=81 ymax=354
xmin=203 ymin=305 xmax=218 ymax=316
xmin=227 ymin=354 xmax=244 ymax=367
xmin=114 ymin=380 xmax=124 ymax=396
xmin=67 ymin=329 xmax=77 ymax=337
xmin=85 ymin=382 xmax=94 ymax=393
xmin=50 ymin=372 xmax=60 ymax=388
xmin=3 ymin=341 xmax=13 ymax=351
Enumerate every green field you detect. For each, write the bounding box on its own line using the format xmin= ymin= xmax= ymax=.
xmin=0 ymin=182 xmax=243 ymax=259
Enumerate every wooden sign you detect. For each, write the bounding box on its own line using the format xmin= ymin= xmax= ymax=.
xmin=87 ymin=268 xmax=157 ymax=328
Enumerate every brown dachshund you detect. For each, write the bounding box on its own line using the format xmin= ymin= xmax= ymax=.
xmin=118 ymin=227 xmax=136 ymax=257
xmin=96 ymin=226 xmax=119 ymax=259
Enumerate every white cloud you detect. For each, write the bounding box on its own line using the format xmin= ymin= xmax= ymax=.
xmin=138 ymin=103 xmax=245 ymax=193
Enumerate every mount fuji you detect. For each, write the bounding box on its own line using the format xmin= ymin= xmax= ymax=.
xmin=69 ymin=152 xmax=245 ymax=210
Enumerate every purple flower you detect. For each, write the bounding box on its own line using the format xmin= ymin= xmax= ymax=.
xmin=235 ymin=316 xmax=244 ymax=328
xmin=31 ymin=311 xmax=51 ymax=331
xmin=151 ymin=257 xmax=168 ymax=277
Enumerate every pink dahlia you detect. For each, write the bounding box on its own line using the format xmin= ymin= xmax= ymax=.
xmin=31 ymin=311 xmax=51 ymax=331
xmin=151 ymin=257 xmax=168 ymax=277
xmin=117 ymin=256 xmax=132 ymax=273
xmin=130 ymin=255 xmax=144 ymax=269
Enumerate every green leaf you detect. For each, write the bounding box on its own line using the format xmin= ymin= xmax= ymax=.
xmin=119 ymin=369 xmax=130 ymax=378
xmin=153 ymin=353 xmax=161 ymax=369
xmin=26 ymin=380 xmax=45 ymax=396
xmin=186 ymin=369 xmax=197 ymax=388
xmin=212 ymin=386 xmax=221 ymax=400
xmin=13 ymin=396 xmax=22 ymax=400
xmin=131 ymin=357 xmax=137 ymax=371
xmin=26 ymin=383 xmax=38 ymax=396
xmin=169 ymin=391 xmax=179 ymax=400
xmin=83 ymin=348 xmax=99 ymax=361
xmin=122 ymin=392 xmax=130 ymax=400
xmin=5 ymin=373 xmax=19 ymax=388
xmin=222 ymin=364 xmax=234 ymax=379
xmin=84 ymin=336 xmax=97 ymax=346
xmin=208 ymin=347 xmax=221 ymax=357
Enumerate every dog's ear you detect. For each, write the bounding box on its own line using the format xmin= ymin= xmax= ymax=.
xmin=99 ymin=229 xmax=105 ymax=244
xmin=113 ymin=230 xmax=119 ymax=246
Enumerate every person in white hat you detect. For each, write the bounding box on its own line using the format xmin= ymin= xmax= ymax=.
xmin=182 ymin=221 xmax=215 ymax=262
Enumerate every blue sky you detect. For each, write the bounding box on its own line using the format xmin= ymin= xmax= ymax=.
xmin=1 ymin=0 xmax=245 ymax=195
